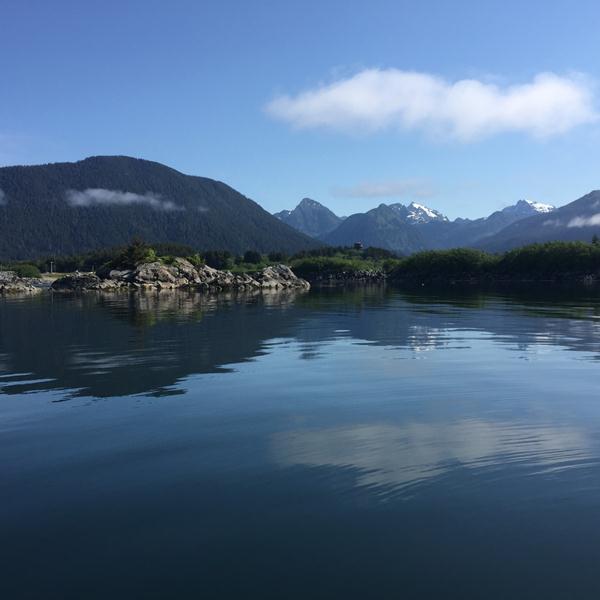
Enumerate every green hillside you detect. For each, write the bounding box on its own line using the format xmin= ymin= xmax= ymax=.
xmin=0 ymin=156 xmax=318 ymax=260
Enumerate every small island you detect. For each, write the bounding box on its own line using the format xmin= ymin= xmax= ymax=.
xmin=2 ymin=241 xmax=311 ymax=294
xmin=52 ymin=260 xmax=310 ymax=293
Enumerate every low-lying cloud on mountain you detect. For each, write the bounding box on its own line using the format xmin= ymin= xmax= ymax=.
xmin=65 ymin=188 xmax=182 ymax=211
xmin=267 ymin=69 xmax=597 ymax=141
xmin=332 ymin=179 xmax=434 ymax=200
xmin=0 ymin=189 xmax=6 ymax=206
xmin=568 ymin=214 xmax=600 ymax=227
xmin=471 ymin=191 xmax=600 ymax=251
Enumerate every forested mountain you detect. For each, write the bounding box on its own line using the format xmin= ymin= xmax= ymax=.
xmin=274 ymin=197 xmax=343 ymax=238
xmin=478 ymin=191 xmax=600 ymax=251
xmin=323 ymin=204 xmax=426 ymax=254
xmin=0 ymin=156 xmax=318 ymax=260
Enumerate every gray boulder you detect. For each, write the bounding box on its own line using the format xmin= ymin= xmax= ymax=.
xmin=108 ymin=269 xmax=134 ymax=282
xmin=135 ymin=261 xmax=179 ymax=285
xmin=52 ymin=273 xmax=104 ymax=292
xmin=256 ymin=265 xmax=311 ymax=289
xmin=172 ymin=258 xmax=200 ymax=282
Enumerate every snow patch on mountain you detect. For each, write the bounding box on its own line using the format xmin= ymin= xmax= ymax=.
xmin=388 ymin=201 xmax=448 ymax=224
xmin=406 ymin=202 xmax=448 ymax=223
xmin=523 ymin=199 xmax=555 ymax=214
xmin=499 ymin=199 xmax=555 ymax=219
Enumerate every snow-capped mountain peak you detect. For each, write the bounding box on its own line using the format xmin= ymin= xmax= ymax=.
xmin=406 ymin=202 xmax=449 ymax=224
xmin=388 ymin=202 xmax=448 ymax=224
xmin=523 ymin=199 xmax=555 ymax=214
xmin=503 ymin=199 xmax=555 ymax=218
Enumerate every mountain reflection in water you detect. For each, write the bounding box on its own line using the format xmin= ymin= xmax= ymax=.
xmin=1 ymin=286 xmax=600 ymax=399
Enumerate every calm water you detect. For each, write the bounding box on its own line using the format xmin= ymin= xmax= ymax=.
xmin=2 ymin=287 xmax=600 ymax=599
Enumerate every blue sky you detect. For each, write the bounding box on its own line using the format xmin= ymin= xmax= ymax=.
xmin=1 ymin=0 xmax=599 ymax=218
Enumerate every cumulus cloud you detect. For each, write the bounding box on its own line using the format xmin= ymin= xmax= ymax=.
xmin=266 ymin=69 xmax=598 ymax=141
xmin=0 ymin=189 xmax=6 ymax=206
xmin=65 ymin=188 xmax=182 ymax=211
xmin=568 ymin=213 xmax=600 ymax=227
xmin=332 ymin=179 xmax=434 ymax=199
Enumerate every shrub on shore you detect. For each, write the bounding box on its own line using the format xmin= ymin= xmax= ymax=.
xmin=390 ymin=242 xmax=600 ymax=283
xmin=9 ymin=263 xmax=41 ymax=278
xmin=392 ymin=248 xmax=497 ymax=282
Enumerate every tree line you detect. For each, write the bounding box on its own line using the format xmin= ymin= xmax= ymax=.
xmin=3 ymin=239 xmax=600 ymax=284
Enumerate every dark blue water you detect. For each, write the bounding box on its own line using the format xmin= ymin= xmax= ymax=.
xmin=2 ymin=287 xmax=600 ymax=599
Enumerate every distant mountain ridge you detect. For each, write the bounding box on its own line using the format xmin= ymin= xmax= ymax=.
xmin=275 ymin=197 xmax=563 ymax=254
xmin=417 ymin=199 xmax=557 ymax=250
xmin=478 ymin=191 xmax=600 ymax=251
xmin=0 ymin=156 xmax=319 ymax=260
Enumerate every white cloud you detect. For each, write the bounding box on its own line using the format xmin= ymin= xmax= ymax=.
xmin=65 ymin=188 xmax=182 ymax=211
xmin=266 ymin=69 xmax=598 ymax=141
xmin=0 ymin=189 xmax=6 ymax=206
xmin=332 ymin=179 xmax=434 ymax=199
xmin=568 ymin=213 xmax=600 ymax=227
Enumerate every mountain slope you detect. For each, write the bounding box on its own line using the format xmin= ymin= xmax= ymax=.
xmin=416 ymin=199 xmax=556 ymax=249
xmin=0 ymin=156 xmax=319 ymax=260
xmin=478 ymin=191 xmax=600 ymax=251
xmin=323 ymin=204 xmax=425 ymax=254
xmin=274 ymin=197 xmax=343 ymax=238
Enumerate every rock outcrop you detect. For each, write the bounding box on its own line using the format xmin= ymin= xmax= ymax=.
xmin=51 ymin=273 xmax=110 ymax=292
xmin=51 ymin=260 xmax=310 ymax=293
xmin=0 ymin=271 xmax=46 ymax=294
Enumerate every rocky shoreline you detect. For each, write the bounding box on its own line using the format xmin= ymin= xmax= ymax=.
xmin=49 ymin=259 xmax=310 ymax=293
xmin=0 ymin=271 xmax=48 ymax=294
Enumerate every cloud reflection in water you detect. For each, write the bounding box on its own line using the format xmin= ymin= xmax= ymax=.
xmin=272 ymin=419 xmax=592 ymax=497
